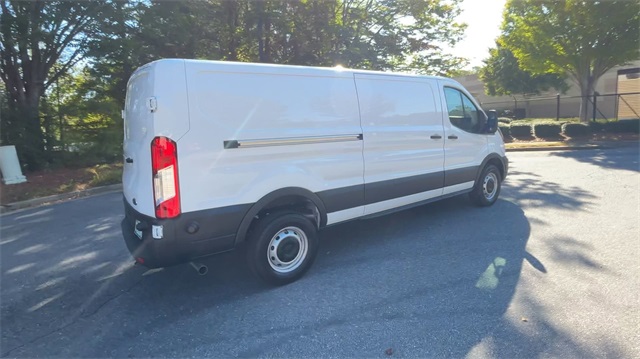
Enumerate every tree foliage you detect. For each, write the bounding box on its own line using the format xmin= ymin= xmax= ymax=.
xmin=0 ymin=0 xmax=115 ymax=169
xmin=499 ymin=0 xmax=640 ymax=122
xmin=1 ymin=0 xmax=467 ymax=169
xmin=479 ymin=42 xmax=568 ymax=96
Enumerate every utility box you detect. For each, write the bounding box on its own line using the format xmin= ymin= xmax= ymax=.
xmin=0 ymin=145 xmax=27 ymax=184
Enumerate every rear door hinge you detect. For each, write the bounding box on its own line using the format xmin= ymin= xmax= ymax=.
xmin=147 ymin=97 xmax=157 ymax=113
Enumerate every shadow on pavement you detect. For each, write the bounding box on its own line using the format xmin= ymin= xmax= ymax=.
xmin=550 ymin=146 xmax=639 ymax=172
xmin=503 ymin=169 xmax=597 ymax=211
xmin=0 ymin=177 xmax=620 ymax=357
xmin=487 ymin=234 xmax=627 ymax=358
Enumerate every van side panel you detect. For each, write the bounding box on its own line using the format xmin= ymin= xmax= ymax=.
xmin=152 ymin=60 xmax=191 ymax=141
xmin=354 ymin=74 xmax=445 ymax=215
xmin=180 ymin=62 xmax=364 ymax=215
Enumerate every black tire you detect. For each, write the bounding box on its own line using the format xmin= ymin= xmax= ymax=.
xmin=470 ymin=164 xmax=502 ymax=207
xmin=246 ymin=212 xmax=318 ymax=286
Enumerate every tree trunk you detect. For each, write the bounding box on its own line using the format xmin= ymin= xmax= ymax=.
xmin=257 ymin=1 xmax=265 ymax=62
xmin=19 ymin=89 xmax=46 ymax=170
xmin=10 ymin=83 xmax=46 ymax=171
xmin=578 ymin=72 xmax=596 ymax=123
xmin=2 ymin=96 xmax=45 ymax=171
xmin=225 ymin=1 xmax=239 ymax=61
xmin=264 ymin=6 xmax=271 ymax=63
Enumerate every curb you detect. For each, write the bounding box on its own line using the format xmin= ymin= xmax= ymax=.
xmin=0 ymin=184 xmax=123 ymax=215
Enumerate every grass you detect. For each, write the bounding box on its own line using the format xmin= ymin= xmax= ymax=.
xmin=87 ymin=164 xmax=124 ymax=187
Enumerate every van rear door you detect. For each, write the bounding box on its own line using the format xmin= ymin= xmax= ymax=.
xmin=123 ymin=65 xmax=156 ymax=217
xmin=123 ymin=60 xmax=190 ymax=218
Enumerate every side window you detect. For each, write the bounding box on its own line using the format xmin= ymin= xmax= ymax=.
xmin=444 ymin=87 xmax=485 ymax=134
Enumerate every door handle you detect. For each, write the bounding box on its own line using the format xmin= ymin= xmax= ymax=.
xmin=448 ymin=135 xmax=458 ymax=140
xmin=125 ymin=157 xmax=134 ymax=163
xmin=430 ymin=135 xmax=442 ymax=140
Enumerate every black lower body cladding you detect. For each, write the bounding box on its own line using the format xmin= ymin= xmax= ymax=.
xmin=121 ymin=198 xmax=251 ymax=268
xmin=317 ymin=161 xmax=506 ymax=211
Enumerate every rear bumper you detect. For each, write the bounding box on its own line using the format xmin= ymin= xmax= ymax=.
xmin=121 ymin=198 xmax=250 ymax=268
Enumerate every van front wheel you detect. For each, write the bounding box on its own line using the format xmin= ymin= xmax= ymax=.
xmin=246 ymin=212 xmax=318 ymax=285
xmin=470 ymin=165 xmax=502 ymax=207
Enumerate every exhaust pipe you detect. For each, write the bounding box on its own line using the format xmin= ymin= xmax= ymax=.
xmin=189 ymin=262 xmax=208 ymax=275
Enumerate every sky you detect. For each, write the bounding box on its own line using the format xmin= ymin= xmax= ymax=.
xmin=450 ymin=0 xmax=507 ymax=70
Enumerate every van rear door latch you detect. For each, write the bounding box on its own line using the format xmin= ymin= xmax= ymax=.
xmin=147 ymin=97 xmax=157 ymax=113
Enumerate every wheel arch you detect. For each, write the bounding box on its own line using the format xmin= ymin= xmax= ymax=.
xmin=234 ymin=187 xmax=327 ymax=245
xmin=475 ymin=154 xmax=507 ymax=184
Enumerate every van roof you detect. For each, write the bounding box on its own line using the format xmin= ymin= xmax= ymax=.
xmin=142 ymin=58 xmax=449 ymax=81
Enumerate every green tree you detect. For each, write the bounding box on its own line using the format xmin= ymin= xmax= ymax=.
xmin=85 ymin=1 xmax=142 ymax=105
xmin=480 ymin=42 xmax=568 ymax=96
xmin=59 ymin=68 xmax=123 ymax=165
xmin=500 ymin=0 xmax=640 ymax=122
xmin=86 ymin=0 xmax=468 ymax=106
xmin=135 ymin=1 xmax=223 ymax=62
xmin=329 ymin=0 xmax=466 ymax=74
xmin=0 ymin=0 xmax=113 ymax=169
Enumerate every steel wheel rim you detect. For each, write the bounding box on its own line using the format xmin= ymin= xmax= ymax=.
xmin=267 ymin=226 xmax=308 ymax=273
xmin=483 ymin=172 xmax=498 ymax=200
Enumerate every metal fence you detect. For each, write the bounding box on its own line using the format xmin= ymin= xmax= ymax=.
xmin=480 ymin=92 xmax=640 ymax=121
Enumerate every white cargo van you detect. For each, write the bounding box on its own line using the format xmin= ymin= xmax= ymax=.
xmin=121 ymin=59 xmax=508 ymax=285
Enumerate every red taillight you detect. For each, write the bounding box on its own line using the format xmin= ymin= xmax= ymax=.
xmin=151 ymin=136 xmax=181 ymax=218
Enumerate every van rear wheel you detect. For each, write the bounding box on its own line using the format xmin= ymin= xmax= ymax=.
xmin=246 ymin=212 xmax=318 ymax=285
xmin=470 ymin=164 xmax=502 ymax=207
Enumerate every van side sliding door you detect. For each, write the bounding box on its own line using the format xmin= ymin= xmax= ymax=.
xmin=355 ymin=74 xmax=445 ymax=215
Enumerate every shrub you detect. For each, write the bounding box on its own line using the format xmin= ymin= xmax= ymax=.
xmin=533 ymin=123 xmax=562 ymax=138
xmin=498 ymin=123 xmax=511 ymax=139
xmin=562 ymin=123 xmax=590 ymax=137
xmin=589 ymin=121 xmax=607 ymax=133
xmin=509 ymin=123 xmax=533 ymax=138
xmin=608 ymin=119 xmax=640 ymax=133
xmin=589 ymin=119 xmax=640 ymax=134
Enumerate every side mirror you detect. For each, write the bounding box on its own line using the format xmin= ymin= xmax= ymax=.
xmin=486 ymin=110 xmax=498 ymax=134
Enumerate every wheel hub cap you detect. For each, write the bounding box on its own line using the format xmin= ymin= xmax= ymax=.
xmin=267 ymin=226 xmax=308 ymax=273
xmin=277 ymin=237 xmax=300 ymax=263
xmin=483 ymin=172 xmax=498 ymax=200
